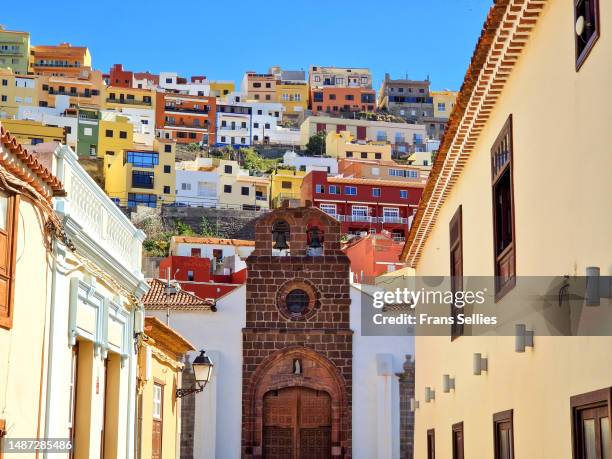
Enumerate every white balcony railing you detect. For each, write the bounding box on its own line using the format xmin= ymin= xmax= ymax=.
xmin=379 ymin=216 xmax=408 ymax=224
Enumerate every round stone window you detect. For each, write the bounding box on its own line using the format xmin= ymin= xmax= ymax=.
xmin=286 ymin=289 xmax=309 ymax=314
xmin=277 ymin=281 xmax=319 ymax=321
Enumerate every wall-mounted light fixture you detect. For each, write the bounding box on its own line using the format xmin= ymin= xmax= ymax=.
xmin=442 ymin=374 xmax=455 ymax=393
xmin=586 ymin=267 xmax=611 ymax=306
xmin=176 ymin=350 xmax=214 ymax=399
xmin=410 ymin=398 xmax=419 ymax=411
xmin=425 ymin=386 xmax=435 ymax=403
xmin=473 ymin=353 xmax=488 ymax=375
xmin=515 ymin=324 xmax=534 ymax=352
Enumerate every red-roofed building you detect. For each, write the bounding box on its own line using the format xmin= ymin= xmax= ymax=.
xmin=342 ymin=231 xmax=406 ymax=283
xmin=300 ymin=169 xmax=423 ymax=240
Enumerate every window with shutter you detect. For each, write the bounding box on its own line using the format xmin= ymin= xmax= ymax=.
xmin=493 ymin=410 xmax=514 ymax=459
xmin=491 ymin=116 xmax=516 ymax=301
xmin=0 ymin=192 xmax=19 ymax=330
xmin=570 ymin=387 xmax=611 ymax=459
xmin=427 ymin=429 xmax=435 ymax=459
xmin=452 ymin=422 xmax=464 ymax=459
xmin=450 ymin=205 xmax=463 ymax=339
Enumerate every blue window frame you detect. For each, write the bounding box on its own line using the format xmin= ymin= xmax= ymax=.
xmin=329 ymin=185 xmax=340 ymax=194
xmin=132 ymin=171 xmax=154 ymax=189
xmin=128 ymin=193 xmax=157 ymax=208
xmin=345 ymin=186 xmax=357 ymax=196
xmin=316 ymin=184 xmax=325 ymax=194
xmin=372 ymin=188 xmax=381 ymax=197
xmin=125 ymin=151 xmax=159 ymax=168
xmin=400 ymin=190 xmax=408 ymax=199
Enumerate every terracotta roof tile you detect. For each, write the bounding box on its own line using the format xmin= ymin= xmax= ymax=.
xmin=142 ymin=279 xmax=216 ymax=311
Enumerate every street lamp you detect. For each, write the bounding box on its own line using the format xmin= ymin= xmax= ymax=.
xmin=176 ymin=350 xmax=214 ymax=398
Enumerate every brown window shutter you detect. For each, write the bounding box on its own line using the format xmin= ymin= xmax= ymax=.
xmin=0 ymin=195 xmax=20 ymax=329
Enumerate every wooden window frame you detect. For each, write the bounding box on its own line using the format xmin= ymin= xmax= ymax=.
xmin=491 ymin=115 xmax=516 ymax=302
xmin=574 ymin=0 xmax=600 ymax=71
xmin=152 ymin=382 xmax=164 ymax=459
xmin=427 ymin=428 xmax=435 ymax=459
xmin=0 ymin=193 xmax=19 ymax=330
xmin=450 ymin=205 xmax=464 ymax=340
xmin=452 ymin=421 xmax=464 ymax=459
xmin=493 ymin=409 xmax=514 ymax=459
xmin=570 ymin=387 xmax=612 ymax=459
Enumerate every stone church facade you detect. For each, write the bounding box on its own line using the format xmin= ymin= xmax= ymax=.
xmin=242 ymin=206 xmax=353 ymax=458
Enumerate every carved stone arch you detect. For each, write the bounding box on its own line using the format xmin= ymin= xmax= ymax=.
xmin=244 ymin=346 xmax=349 ymax=457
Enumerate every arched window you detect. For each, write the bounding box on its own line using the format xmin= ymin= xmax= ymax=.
xmin=272 ymin=220 xmax=290 ymax=256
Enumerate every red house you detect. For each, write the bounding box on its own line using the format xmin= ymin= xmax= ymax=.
xmin=342 ymin=232 xmax=406 ymax=283
xmin=300 ymin=170 xmax=424 ymax=240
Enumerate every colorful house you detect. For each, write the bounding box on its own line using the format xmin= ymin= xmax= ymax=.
xmin=217 ymin=159 xmax=270 ymax=210
xmin=155 ymin=92 xmax=216 ymax=145
xmin=0 ymin=27 xmax=30 ymax=75
xmin=270 ymin=167 xmax=307 ymax=208
xmin=30 ymin=42 xmax=92 ymax=77
xmin=0 ymin=69 xmax=37 ymax=117
xmin=98 ymin=111 xmax=134 ymax=158
xmin=105 ymin=139 xmax=176 ymax=208
xmin=0 ymin=118 xmax=65 ymax=145
xmin=310 ymin=87 xmax=377 ymax=115
xmin=136 ymin=317 xmax=195 ymax=459
xmin=326 ymin=130 xmax=392 ymax=161
xmin=37 ymin=70 xmax=104 ymax=109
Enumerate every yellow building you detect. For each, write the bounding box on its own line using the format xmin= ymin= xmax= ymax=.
xmin=431 ymin=90 xmax=457 ymax=119
xmin=0 ymin=118 xmax=64 ymax=145
xmin=0 ymin=69 xmax=38 ymax=117
xmin=98 ymin=111 xmax=134 ymax=158
xmin=105 ymin=139 xmax=176 ymax=208
xmin=104 ymin=86 xmax=155 ymax=111
xmin=270 ymin=168 xmax=306 ymax=208
xmin=326 ymin=130 xmax=392 ymax=161
xmin=0 ymin=27 xmax=30 ymax=75
xmin=136 ymin=316 xmax=195 ymax=459
xmin=30 ymin=43 xmax=92 ymax=77
xmin=209 ymin=80 xmax=235 ymax=98
xmin=275 ymin=81 xmax=308 ymax=121
xmin=217 ymin=159 xmax=270 ymax=210
xmin=401 ymin=1 xmax=612 ymax=458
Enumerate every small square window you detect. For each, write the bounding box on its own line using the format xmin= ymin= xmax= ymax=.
xmin=105 ymin=129 xmax=113 ymax=138
xmin=224 ymin=184 xmax=232 ymax=193
xmin=164 ymin=144 xmax=172 ymax=153
xmin=400 ymin=190 xmax=408 ymax=199
xmin=372 ymin=188 xmax=380 ymax=197
xmin=224 ymin=165 xmax=232 ymax=174
xmin=241 ymin=186 xmax=249 ymax=196
xmin=163 ymin=186 xmax=171 ymax=194
xmin=163 ymin=165 xmax=171 ymax=173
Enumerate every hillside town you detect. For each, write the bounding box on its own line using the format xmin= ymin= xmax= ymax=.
xmin=0 ymin=0 xmax=611 ymax=458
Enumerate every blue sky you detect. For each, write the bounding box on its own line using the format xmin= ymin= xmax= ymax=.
xmin=3 ymin=0 xmax=491 ymax=91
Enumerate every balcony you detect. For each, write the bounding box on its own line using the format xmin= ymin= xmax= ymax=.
xmin=48 ymin=89 xmax=92 ymax=98
xmin=379 ymin=216 xmax=408 ymax=224
xmin=219 ymin=125 xmax=249 ymax=132
xmin=164 ymin=105 xmax=209 ymax=115
xmin=0 ymin=48 xmax=21 ymax=56
xmin=346 ymin=215 xmax=376 ymax=223
xmin=255 ymin=195 xmax=268 ymax=201
xmin=106 ymin=98 xmax=152 ymax=106
xmin=34 ymin=62 xmax=83 ymax=68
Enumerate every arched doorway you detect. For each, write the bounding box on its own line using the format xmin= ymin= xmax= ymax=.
xmin=263 ymin=387 xmax=332 ymax=459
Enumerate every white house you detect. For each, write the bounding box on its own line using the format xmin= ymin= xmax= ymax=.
xmin=282 ymin=150 xmax=339 ymax=174
xmin=111 ymin=107 xmax=155 ymax=146
xmin=158 ymin=72 xmax=210 ymax=96
xmin=18 ymin=95 xmax=78 ymax=148
xmin=175 ymin=157 xmax=220 ymax=207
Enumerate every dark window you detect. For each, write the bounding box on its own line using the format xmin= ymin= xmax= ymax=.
xmin=105 ymin=129 xmax=113 ymax=138
xmin=329 ymin=94 xmax=336 ymax=100
xmin=360 ymin=152 xmax=368 ymax=159
xmin=265 ymin=123 xmax=270 ymax=129
xmin=281 ymin=181 xmax=292 ymax=190
xmin=493 ymin=410 xmax=514 ymax=459
xmin=286 ymin=289 xmax=309 ymax=314
xmin=452 ymin=422 xmax=464 ymax=459
xmin=128 ymin=193 xmax=157 ymax=208
xmin=254 ymin=123 xmax=259 ymax=128
xmin=375 ymin=153 xmax=382 ymax=159
xmin=224 ymin=184 xmax=232 ymax=193
xmin=163 ymin=186 xmax=170 ymax=194
xmin=450 ymin=206 xmax=464 ymax=339
xmin=163 ymin=165 xmax=171 ymax=173
xmin=126 ymin=151 xmax=159 ymax=168
xmin=241 ymin=186 xmax=249 ymax=196
xmin=164 ymin=144 xmax=172 ymax=153
xmin=345 ymin=94 xmax=354 ymax=101
xmin=346 ymin=152 xmax=353 ymax=158
xmin=575 ymin=0 xmax=600 ymax=69
xmin=427 ymin=429 xmax=435 ymax=459
xmin=224 ymin=165 xmax=232 ymax=174
xmin=191 ymin=248 xmax=201 ymax=257
xmin=313 ymin=92 xmax=323 ymax=102
xmin=570 ymin=387 xmax=611 ymax=459
xmin=491 ymin=115 xmax=515 ymax=300
xmin=131 ymin=171 xmax=154 ymax=189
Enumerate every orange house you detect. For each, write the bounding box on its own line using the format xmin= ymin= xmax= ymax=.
xmin=310 ymin=87 xmax=376 ymax=115
xmin=30 ymin=43 xmax=91 ymax=77
xmin=155 ymin=92 xmax=216 ymax=145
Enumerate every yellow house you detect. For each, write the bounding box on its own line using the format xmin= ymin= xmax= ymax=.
xmin=105 ymin=139 xmax=176 ymax=208
xmin=0 ymin=69 xmax=38 ymax=117
xmin=0 ymin=125 xmax=64 ymax=452
xmin=104 ymin=86 xmax=155 ymax=111
xmin=401 ymin=1 xmax=612 ymax=458
xmin=209 ymin=81 xmax=235 ymax=98
xmin=217 ymin=159 xmax=270 ymax=210
xmin=136 ymin=316 xmax=195 ymax=459
xmin=326 ymin=130 xmax=392 ymax=161
xmin=0 ymin=27 xmax=30 ymax=75
xmin=270 ymin=167 xmax=306 ymax=208
xmin=275 ymin=81 xmax=308 ymax=121
xmin=37 ymin=70 xmax=105 ymax=109
xmin=0 ymin=118 xmax=64 ymax=145
xmin=98 ymin=111 xmax=134 ymax=159
xmin=431 ymin=90 xmax=457 ymax=119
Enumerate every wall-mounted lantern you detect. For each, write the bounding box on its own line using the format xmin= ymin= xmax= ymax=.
xmin=176 ymin=350 xmax=214 ymax=399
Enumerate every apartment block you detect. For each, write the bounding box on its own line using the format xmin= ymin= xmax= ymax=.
xmin=30 ymin=42 xmax=92 ymax=77
xmin=217 ymin=159 xmax=270 ymax=210
xmin=215 ymin=103 xmax=252 ymax=148
xmin=209 ymin=80 xmax=235 ymax=98
xmin=17 ymin=101 xmax=79 ymax=149
xmin=0 ymin=118 xmax=65 ymax=145
xmin=431 ymin=90 xmax=457 ymax=119
xmin=76 ymin=106 xmax=99 ymax=157
xmin=0 ymin=69 xmax=37 ymax=117
xmin=108 ymin=63 xmax=133 ymax=88
xmin=301 ymin=114 xmax=427 ymax=156
xmin=311 ymin=86 xmax=377 ymax=115
xmin=326 ymin=130 xmax=392 ymax=161
xmin=0 ymin=27 xmax=30 ymax=75
xmin=37 ymin=70 xmax=104 ymax=109
xmin=301 ymin=169 xmax=423 ymax=239
xmin=337 ymin=158 xmax=429 ymax=185
xmin=104 ymin=86 xmax=155 ymax=111
xmin=281 ymin=150 xmax=338 ymax=174
xmin=308 ymin=65 xmax=372 ymax=89
xmin=159 ymin=72 xmax=210 ymax=96
xmin=242 ymin=72 xmax=276 ymax=101
xmin=175 ymin=157 xmax=220 ymax=207
xmin=105 ymin=139 xmax=176 ymax=208
xmin=155 ymin=92 xmax=216 ymax=145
